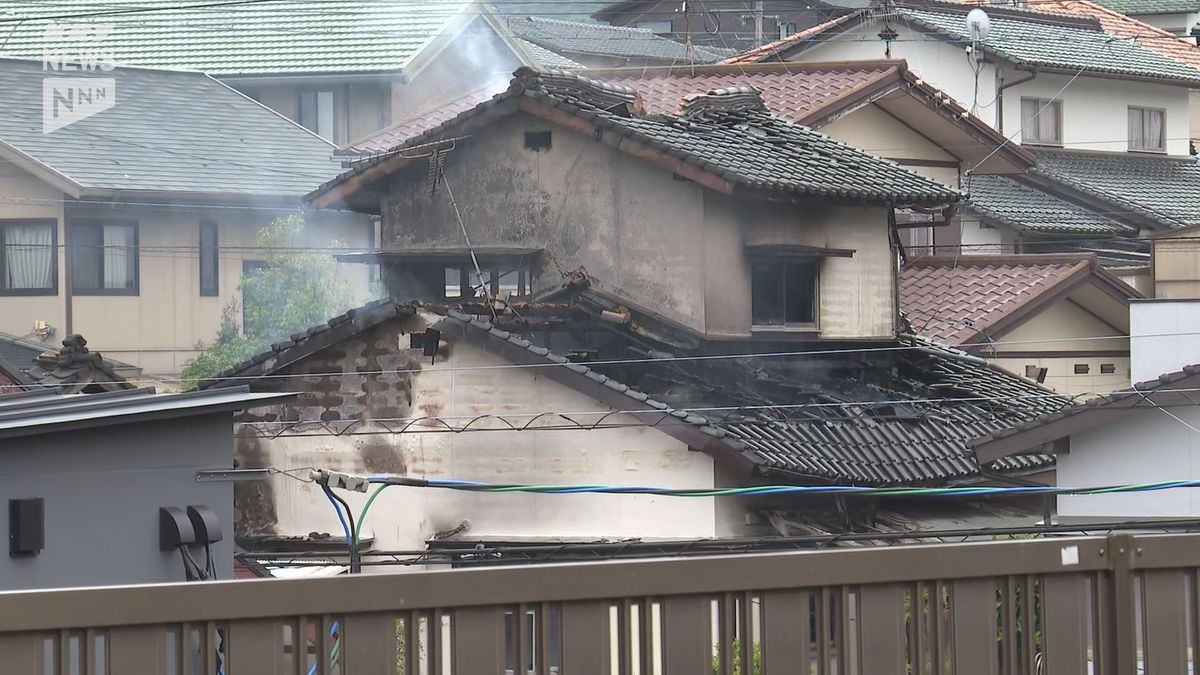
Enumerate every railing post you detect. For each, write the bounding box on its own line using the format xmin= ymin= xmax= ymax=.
xmin=1106 ymin=533 xmax=1138 ymax=675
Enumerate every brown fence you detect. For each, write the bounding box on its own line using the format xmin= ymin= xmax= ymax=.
xmin=0 ymin=532 xmax=1196 ymax=674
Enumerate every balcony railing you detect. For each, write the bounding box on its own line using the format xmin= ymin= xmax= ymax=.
xmin=0 ymin=532 xmax=1195 ymax=674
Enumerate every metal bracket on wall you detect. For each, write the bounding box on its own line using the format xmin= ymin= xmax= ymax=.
xmin=195 ymin=469 xmax=271 ymax=482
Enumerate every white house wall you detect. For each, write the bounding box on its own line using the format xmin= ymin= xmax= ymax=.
xmin=1058 ymin=405 xmax=1200 ymax=517
xmin=252 ymin=328 xmax=721 ymax=559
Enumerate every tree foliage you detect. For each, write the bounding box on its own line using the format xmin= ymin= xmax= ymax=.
xmin=181 ymin=214 xmax=358 ymax=387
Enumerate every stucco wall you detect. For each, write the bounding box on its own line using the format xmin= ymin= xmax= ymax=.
xmin=1000 ymin=68 xmax=1192 ymax=155
xmin=1058 ymin=406 xmax=1200 ymax=518
xmin=235 ymin=313 xmax=722 ymax=557
xmin=0 ymin=415 xmax=235 ymax=590
xmin=821 ymin=104 xmax=959 ymax=165
xmin=381 ymin=110 xmax=897 ymax=339
xmin=796 ymin=23 xmax=1001 ymax=127
xmin=1131 ymin=11 xmax=1199 ymax=35
xmin=0 ymin=162 xmax=374 ymax=375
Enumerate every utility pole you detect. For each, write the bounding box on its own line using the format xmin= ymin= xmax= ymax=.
xmin=753 ymin=0 xmax=764 ymax=44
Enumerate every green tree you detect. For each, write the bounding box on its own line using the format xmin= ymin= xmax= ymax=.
xmin=180 ymin=214 xmax=358 ymax=386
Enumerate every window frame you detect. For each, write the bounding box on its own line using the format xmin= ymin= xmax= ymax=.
xmin=0 ymin=218 xmax=58 ymax=297
xmin=298 ymin=88 xmax=344 ymax=144
xmin=1128 ymin=105 xmax=1167 ymax=153
xmin=1019 ymin=97 xmax=1063 ymax=147
xmin=199 ymin=220 xmax=219 ymax=297
xmin=749 ymin=256 xmax=821 ymax=330
xmin=442 ymin=262 xmax=531 ymax=301
xmin=68 ymin=218 xmax=139 ymax=296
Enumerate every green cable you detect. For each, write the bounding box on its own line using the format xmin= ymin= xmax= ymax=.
xmin=353 ymin=483 xmax=390 ymax=549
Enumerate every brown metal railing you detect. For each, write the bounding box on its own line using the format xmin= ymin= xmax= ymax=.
xmin=0 ymin=532 xmax=1194 ymax=674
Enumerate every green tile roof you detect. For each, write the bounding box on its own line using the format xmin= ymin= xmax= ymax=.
xmin=966 ymin=174 xmax=1131 ymax=234
xmin=505 ymin=16 xmax=734 ymax=63
xmin=1033 ymin=150 xmax=1200 ymax=228
xmin=0 ymin=59 xmax=342 ymax=196
xmin=898 ymin=4 xmax=1200 ymax=83
xmin=0 ymin=0 xmax=477 ymax=76
xmin=1091 ymin=0 xmax=1200 ymax=15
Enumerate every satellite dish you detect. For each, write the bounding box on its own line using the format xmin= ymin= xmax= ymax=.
xmin=967 ymin=8 xmax=991 ymax=41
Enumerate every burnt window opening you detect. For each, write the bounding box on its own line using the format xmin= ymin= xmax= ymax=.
xmin=751 ymin=259 xmax=818 ymax=327
xmin=524 ymin=131 xmax=552 ymax=152
xmin=1025 ymin=365 xmax=1048 ymax=383
xmin=442 ymin=263 xmax=532 ymax=301
xmin=1073 ymin=363 xmax=1090 ymax=375
xmin=1101 ymin=363 xmax=1116 ymax=374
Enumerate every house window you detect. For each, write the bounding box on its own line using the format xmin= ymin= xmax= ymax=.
xmin=1020 ymin=98 xmax=1062 ymax=146
xmin=1073 ymin=363 xmax=1090 ymax=375
xmin=1101 ymin=363 xmax=1116 ymax=374
xmin=0 ymin=220 xmax=56 ymax=295
xmin=199 ymin=220 xmax=219 ymax=297
xmin=299 ymin=90 xmax=336 ymax=142
xmin=524 ymin=131 xmax=552 ymax=152
xmin=69 ymin=220 xmax=137 ymax=295
xmin=1129 ymin=106 xmax=1166 ymax=152
xmin=778 ymin=22 xmax=798 ymax=39
xmin=442 ymin=265 xmax=531 ymax=301
xmin=751 ymin=259 xmax=818 ymax=327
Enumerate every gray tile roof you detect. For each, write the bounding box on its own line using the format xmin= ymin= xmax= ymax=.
xmin=1091 ymin=0 xmax=1200 ymax=14
xmin=505 ymin=16 xmax=733 ymax=63
xmin=318 ymin=68 xmax=960 ymax=206
xmin=0 ymin=0 xmax=478 ymax=76
xmin=0 ymin=333 xmax=134 ymax=393
xmin=897 ymin=4 xmax=1200 ymax=84
xmin=513 ymin=37 xmax=585 ymax=70
xmin=0 ymin=59 xmax=342 ymax=196
xmin=1033 ymin=150 xmax=1200 ymax=228
xmin=966 ymin=174 xmax=1131 ymax=234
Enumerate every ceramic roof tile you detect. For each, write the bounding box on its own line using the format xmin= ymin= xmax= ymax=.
xmin=1033 ymin=150 xmax=1200 ymax=228
xmin=505 ymin=16 xmax=733 ymax=63
xmin=342 ymin=88 xmax=501 ymax=155
xmin=0 ymin=0 xmax=475 ymax=76
xmin=966 ymin=174 xmax=1131 ymax=233
xmin=323 ymin=68 xmax=959 ymax=206
xmin=0 ymin=59 xmax=342 ymax=195
xmin=899 ymin=255 xmax=1087 ymax=344
xmin=1090 ymin=0 xmax=1200 ymax=13
xmin=1025 ymin=0 xmax=1200 ymax=68
xmin=512 ymin=37 xmax=586 ymax=70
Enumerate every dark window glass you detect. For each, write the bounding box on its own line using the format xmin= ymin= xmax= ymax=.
xmin=70 ymin=220 xmax=137 ymax=294
xmin=1020 ymin=98 xmax=1062 ymax=145
xmin=299 ymin=90 xmax=336 ymax=141
xmin=752 ymin=259 xmax=818 ymax=326
xmin=199 ymin=220 xmax=218 ymax=297
xmin=1073 ymin=363 xmax=1090 ymax=375
xmin=0 ymin=220 xmax=56 ymax=294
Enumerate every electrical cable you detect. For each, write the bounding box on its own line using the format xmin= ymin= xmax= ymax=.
xmin=320 ymin=483 xmax=352 ymax=552
xmin=323 ymin=484 xmax=360 ymax=573
xmin=353 ymin=483 xmax=390 ymax=552
xmin=362 ymin=475 xmax=1200 ymax=500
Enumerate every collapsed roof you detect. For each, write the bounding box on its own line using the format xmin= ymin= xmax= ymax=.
xmin=205 ymin=282 xmax=1066 ymax=486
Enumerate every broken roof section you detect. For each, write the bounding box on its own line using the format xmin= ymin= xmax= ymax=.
xmin=727 ymin=1 xmax=1200 ymax=84
xmin=0 ymin=0 xmax=488 ymax=77
xmin=0 ymin=334 xmax=137 ymax=394
xmin=205 ymin=287 xmax=1065 ymax=485
xmin=900 ymin=254 xmax=1142 ymax=347
xmin=504 ymin=16 xmax=733 ymax=64
xmin=311 ymin=67 xmax=960 ymax=210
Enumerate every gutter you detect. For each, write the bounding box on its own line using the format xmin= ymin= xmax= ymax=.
xmin=996 ymin=69 xmax=1038 ymax=136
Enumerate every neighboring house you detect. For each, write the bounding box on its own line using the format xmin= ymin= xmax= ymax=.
xmin=972 ymin=298 xmax=1200 ymax=520
xmin=900 ymin=253 xmax=1142 ymax=394
xmin=0 ymin=59 xmax=371 ymax=374
xmin=0 ymin=0 xmax=548 ymax=145
xmin=504 ymin=16 xmax=733 ymax=67
xmin=0 ymin=386 xmax=294 ymax=590
xmin=592 ymin=0 xmax=868 ymax=51
xmin=202 ymin=295 xmax=1063 ymax=552
xmin=1089 ymin=0 xmax=1200 ymax=35
xmin=581 ymin=59 xmax=1032 ymax=253
xmin=311 ymin=67 xmax=958 ymax=341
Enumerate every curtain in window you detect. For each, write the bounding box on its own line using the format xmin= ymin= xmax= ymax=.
xmin=1129 ymin=108 xmax=1145 ymax=149
xmin=1146 ymin=109 xmax=1165 ymax=150
xmin=1021 ymin=100 xmax=1038 ymax=142
xmin=102 ymin=225 xmax=132 ymax=289
xmin=4 ymin=223 xmax=52 ymax=289
xmin=1037 ymin=102 xmax=1059 ymax=143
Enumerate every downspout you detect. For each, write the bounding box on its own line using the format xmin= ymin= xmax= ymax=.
xmin=996 ymin=68 xmax=1038 ymax=135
